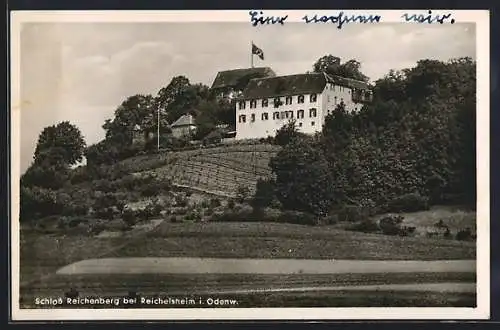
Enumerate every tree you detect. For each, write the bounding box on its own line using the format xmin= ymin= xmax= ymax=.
xmin=313 ymin=55 xmax=369 ymax=82
xmin=33 ymin=121 xmax=86 ymax=166
xmin=274 ymin=120 xmax=309 ymax=146
xmin=270 ymin=138 xmax=335 ymax=216
xmin=103 ymin=94 xmax=157 ymax=146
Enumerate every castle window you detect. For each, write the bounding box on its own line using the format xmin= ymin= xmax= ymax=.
xmin=310 ymin=94 xmax=317 ymax=102
xmin=280 ymin=111 xmax=286 ymax=119
xmin=274 ymin=97 xmax=282 ymax=108
xmin=298 ymin=95 xmax=305 ymax=104
xmin=309 ymin=108 xmax=317 ymax=118
xmin=287 ymin=111 xmax=294 ymax=119
xmin=251 ymin=114 xmax=256 ymax=122
xmin=285 ymin=96 xmax=293 ymax=105
xmin=311 ymin=121 xmax=315 ymax=126
xmin=239 ymin=101 xmax=246 ymax=110
xmin=238 ymin=115 xmax=246 ymax=123
xmin=262 ymin=113 xmax=269 ymax=120
xmin=297 ymin=109 xmax=305 ymax=119
xmin=273 ymin=112 xmax=280 ymax=120
xmin=250 ymin=100 xmax=257 ymax=109
xmin=334 ymin=96 xmax=337 ymax=105
xmin=262 ymin=99 xmax=269 ymax=107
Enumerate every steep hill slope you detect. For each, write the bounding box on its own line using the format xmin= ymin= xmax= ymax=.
xmin=123 ymin=143 xmax=280 ymax=197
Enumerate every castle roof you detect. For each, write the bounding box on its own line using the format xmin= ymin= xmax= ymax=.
xmin=211 ymin=67 xmax=276 ymax=90
xmin=240 ymin=73 xmax=371 ymax=100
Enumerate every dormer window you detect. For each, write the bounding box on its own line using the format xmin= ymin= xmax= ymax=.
xmin=298 ymin=95 xmax=305 ymax=104
xmin=310 ymin=94 xmax=317 ymax=102
xmin=262 ymin=99 xmax=269 ymax=107
xmin=285 ymin=96 xmax=293 ymax=105
xmin=239 ymin=101 xmax=246 ymax=110
xmin=250 ymin=100 xmax=257 ymax=109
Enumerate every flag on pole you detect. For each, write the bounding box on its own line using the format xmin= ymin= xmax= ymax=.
xmin=252 ymin=42 xmax=264 ymax=60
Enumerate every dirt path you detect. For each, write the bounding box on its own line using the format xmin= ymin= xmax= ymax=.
xmin=57 ymin=257 xmax=476 ymax=275
xmin=206 ymin=282 xmax=476 ymax=294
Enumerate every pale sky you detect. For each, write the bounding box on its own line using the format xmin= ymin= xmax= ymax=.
xmin=19 ymin=22 xmax=475 ymax=172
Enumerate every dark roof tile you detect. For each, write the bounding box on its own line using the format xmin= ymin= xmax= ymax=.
xmin=211 ymin=67 xmax=276 ymax=90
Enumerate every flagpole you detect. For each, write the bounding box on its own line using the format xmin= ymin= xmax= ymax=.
xmin=157 ymin=104 xmax=160 ymax=151
xmin=251 ymin=41 xmax=254 ymax=68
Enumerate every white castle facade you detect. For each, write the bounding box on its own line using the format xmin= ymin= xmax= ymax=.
xmin=234 ymin=72 xmax=372 ymax=140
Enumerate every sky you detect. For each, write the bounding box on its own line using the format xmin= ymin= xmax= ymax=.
xmin=18 ymin=21 xmax=475 ymax=173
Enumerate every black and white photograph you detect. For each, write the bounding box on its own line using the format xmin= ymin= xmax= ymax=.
xmin=10 ymin=10 xmax=490 ymax=320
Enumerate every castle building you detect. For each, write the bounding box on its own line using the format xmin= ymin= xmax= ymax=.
xmin=235 ymin=72 xmax=372 ymax=140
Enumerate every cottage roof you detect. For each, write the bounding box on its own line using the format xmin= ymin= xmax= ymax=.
xmin=171 ymin=114 xmax=196 ymax=128
xmin=211 ymin=67 xmax=276 ymax=90
xmin=240 ymin=73 xmax=371 ymax=100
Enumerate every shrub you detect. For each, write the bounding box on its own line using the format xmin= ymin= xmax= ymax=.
xmin=210 ymin=197 xmax=221 ymax=208
xmin=251 ymin=179 xmax=276 ymax=210
xmin=92 ymin=193 xmax=124 ymax=220
xmin=399 ymin=225 xmax=417 ymax=237
xmin=140 ymin=180 xmax=172 ymax=197
xmin=174 ymin=195 xmax=188 ymax=207
xmin=386 ymin=193 xmax=429 ymax=213
xmin=227 ymin=199 xmax=236 ymax=209
xmin=236 ymin=186 xmax=251 ymax=203
xmin=277 ymin=210 xmax=317 ymax=226
xmin=335 ymin=205 xmax=370 ymax=222
xmin=122 ymin=208 xmax=137 ymax=227
xmin=94 ymin=179 xmax=114 ymax=193
xmin=456 ymin=227 xmax=474 ymax=241
xmin=20 ymin=186 xmax=66 ymax=221
xmin=347 ymin=219 xmax=379 ymax=233
xmin=379 ymin=215 xmax=405 ymax=235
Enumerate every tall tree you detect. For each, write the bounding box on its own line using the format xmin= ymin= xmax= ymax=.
xmin=103 ymin=94 xmax=157 ymax=145
xmin=33 ymin=121 xmax=86 ymax=166
xmin=313 ymin=55 xmax=369 ymax=82
xmin=270 ymin=138 xmax=335 ymax=216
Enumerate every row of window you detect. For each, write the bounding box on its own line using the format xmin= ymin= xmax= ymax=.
xmin=238 ymin=115 xmax=316 ymax=127
xmin=240 ymin=94 xmax=318 ymax=110
xmin=238 ymin=108 xmax=318 ymax=123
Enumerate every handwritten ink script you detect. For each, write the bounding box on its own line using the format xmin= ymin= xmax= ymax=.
xmin=249 ymin=10 xmax=456 ymax=29
xmin=249 ymin=11 xmax=288 ymax=26
xmin=401 ymin=10 xmax=455 ymax=24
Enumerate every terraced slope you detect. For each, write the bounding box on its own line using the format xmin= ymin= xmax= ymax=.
xmin=136 ymin=144 xmax=280 ymax=196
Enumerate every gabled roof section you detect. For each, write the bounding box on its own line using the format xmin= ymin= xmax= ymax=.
xmin=241 ymin=73 xmax=328 ymax=99
xmin=211 ymin=67 xmax=276 ymax=90
xmin=326 ymin=74 xmax=371 ymax=91
xmin=171 ymin=114 xmax=196 ymax=128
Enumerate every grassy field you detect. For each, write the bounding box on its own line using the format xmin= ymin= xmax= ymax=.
xmin=20 ymin=221 xmax=476 ymax=287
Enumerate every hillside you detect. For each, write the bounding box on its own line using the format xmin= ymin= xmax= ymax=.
xmin=122 ymin=143 xmax=280 ymax=197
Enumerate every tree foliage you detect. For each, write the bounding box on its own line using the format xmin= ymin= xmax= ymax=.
xmin=270 ymin=138 xmax=335 ymax=216
xmin=320 ymin=57 xmax=476 ymax=207
xmin=33 ymin=121 xmax=86 ymax=166
xmin=313 ymin=55 xmax=369 ymax=82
